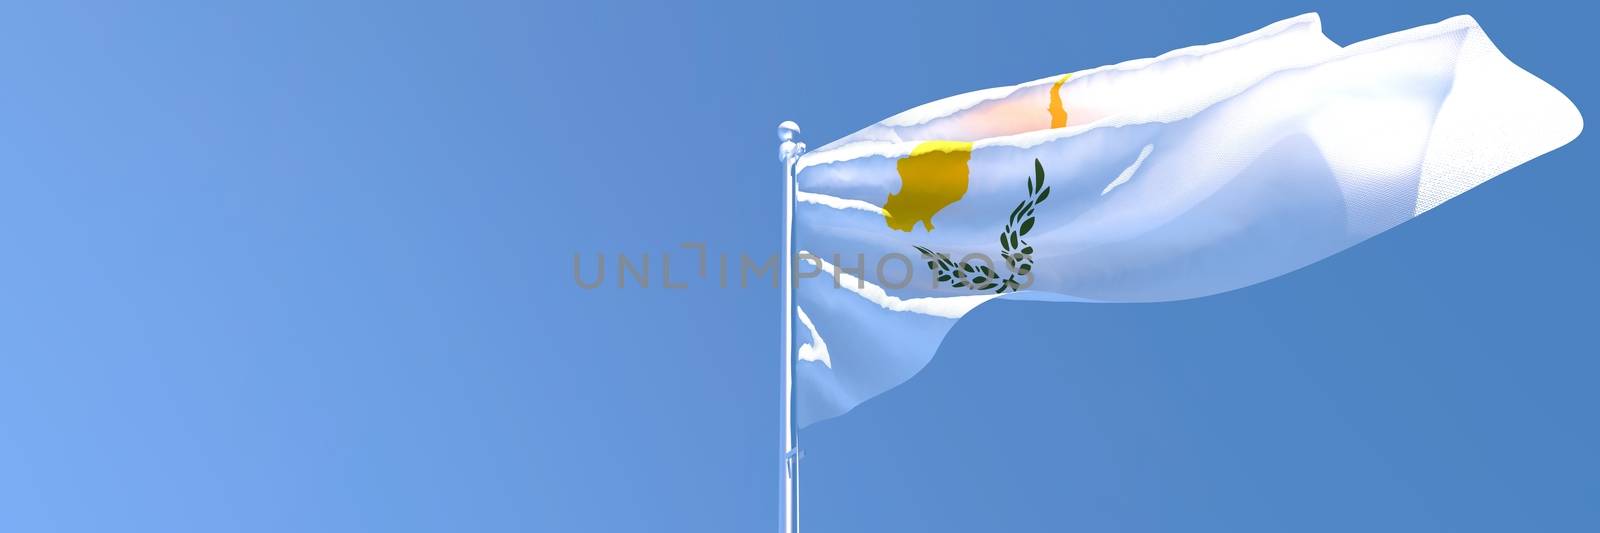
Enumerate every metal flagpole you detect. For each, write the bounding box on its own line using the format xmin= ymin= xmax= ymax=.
xmin=778 ymin=120 xmax=805 ymax=533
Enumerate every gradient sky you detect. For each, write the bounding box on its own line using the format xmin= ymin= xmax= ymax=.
xmin=0 ymin=1 xmax=1594 ymax=531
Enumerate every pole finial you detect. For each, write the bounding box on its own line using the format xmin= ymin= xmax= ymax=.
xmin=779 ymin=121 xmax=806 ymax=165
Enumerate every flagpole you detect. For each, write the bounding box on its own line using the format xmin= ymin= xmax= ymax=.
xmin=778 ymin=120 xmax=805 ymax=533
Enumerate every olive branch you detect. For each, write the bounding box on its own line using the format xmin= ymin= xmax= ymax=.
xmin=914 ymin=159 xmax=1050 ymax=294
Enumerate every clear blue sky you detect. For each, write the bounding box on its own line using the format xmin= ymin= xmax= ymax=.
xmin=0 ymin=1 xmax=1593 ymax=531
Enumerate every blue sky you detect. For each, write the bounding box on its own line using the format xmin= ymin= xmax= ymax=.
xmin=0 ymin=1 xmax=1594 ymax=531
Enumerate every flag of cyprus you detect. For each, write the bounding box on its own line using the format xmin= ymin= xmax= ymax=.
xmin=789 ymin=13 xmax=1582 ymax=426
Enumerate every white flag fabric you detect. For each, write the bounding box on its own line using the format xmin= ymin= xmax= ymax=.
xmin=791 ymin=14 xmax=1582 ymax=427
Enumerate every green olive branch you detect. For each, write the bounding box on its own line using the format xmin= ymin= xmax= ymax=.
xmin=915 ymin=159 xmax=1050 ymax=294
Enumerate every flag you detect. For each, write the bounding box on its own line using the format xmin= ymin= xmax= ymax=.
xmin=790 ymin=13 xmax=1582 ymax=427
